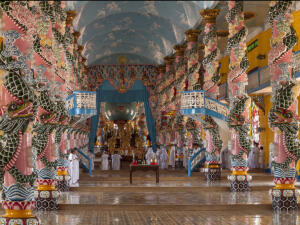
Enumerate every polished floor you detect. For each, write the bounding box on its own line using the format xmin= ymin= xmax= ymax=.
xmin=32 ymin=167 xmax=300 ymax=224
xmin=36 ymin=210 xmax=300 ymax=225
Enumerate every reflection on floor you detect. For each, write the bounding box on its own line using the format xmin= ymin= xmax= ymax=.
xmin=35 ymin=169 xmax=300 ymax=225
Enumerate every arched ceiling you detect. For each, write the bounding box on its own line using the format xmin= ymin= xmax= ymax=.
xmin=66 ymin=1 xmax=215 ymax=65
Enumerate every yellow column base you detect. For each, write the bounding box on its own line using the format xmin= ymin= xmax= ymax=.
xmin=56 ymin=170 xmax=68 ymax=176
xmin=232 ymin=171 xmax=247 ymax=176
xmin=3 ymin=209 xmax=33 ymax=218
xmin=273 ymin=184 xmax=295 ymax=190
xmin=206 ymin=164 xmax=219 ymax=168
xmin=37 ymin=184 xmax=56 ymax=191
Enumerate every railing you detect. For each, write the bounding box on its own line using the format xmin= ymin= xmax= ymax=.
xmin=77 ymin=149 xmax=92 ymax=177
xmin=180 ymin=90 xmax=229 ymax=121
xmin=188 ymin=148 xmax=206 ymax=177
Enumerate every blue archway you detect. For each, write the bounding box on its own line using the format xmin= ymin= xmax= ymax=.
xmin=89 ymin=80 xmax=157 ymax=154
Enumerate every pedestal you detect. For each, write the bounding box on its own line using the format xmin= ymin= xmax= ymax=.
xmin=270 ymin=187 xmax=299 ymax=211
xmin=228 ymin=173 xmax=252 ymax=192
xmin=204 ymin=163 xmax=221 ymax=181
xmin=56 ymin=180 xmax=70 ymax=192
xmin=34 ymin=179 xmax=60 ymax=211
xmin=56 ymin=167 xmax=70 ymax=192
xmin=0 ymin=201 xmax=39 ymax=225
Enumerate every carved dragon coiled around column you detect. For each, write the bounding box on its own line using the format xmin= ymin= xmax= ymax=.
xmin=32 ymin=90 xmax=58 ymax=171
xmin=267 ymin=0 xmax=299 ymax=171
xmin=203 ymin=116 xmax=222 ymax=162
xmin=185 ymin=118 xmax=203 ymax=149
xmin=0 ymin=30 xmax=37 ymax=189
xmin=226 ymin=1 xmax=252 ymax=169
xmin=267 ymin=1 xmax=300 ymax=209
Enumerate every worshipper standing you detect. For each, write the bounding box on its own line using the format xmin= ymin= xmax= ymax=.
xmin=101 ymin=151 xmax=110 ymax=170
xmin=258 ymin=146 xmax=265 ymax=169
xmin=112 ymin=151 xmax=122 ymax=170
xmin=248 ymin=141 xmax=259 ymax=169
xmin=145 ymin=146 xmax=154 ymax=165
xmin=160 ymin=147 xmax=169 ymax=170
xmin=221 ymin=147 xmax=231 ymax=170
xmin=155 ymin=146 xmax=161 ymax=167
xmin=169 ymin=145 xmax=176 ymax=169
xmin=68 ymin=148 xmax=79 ymax=187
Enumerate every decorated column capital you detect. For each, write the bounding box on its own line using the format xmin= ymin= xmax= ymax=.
xmin=157 ymin=64 xmax=166 ymax=74
xmin=184 ymin=29 xmax=201 ymax=42
xmin=173 ymin=44 xmax=186 ymax=57
xmin=77 ymin=45 xmax=84 ymax=56
xmin=66 ymin=10 xmax=77 ymax=25
xmin=72 ymin=31 xmax=81 ymax=44
xmin=163 ymin=56 xmax=175 ymax=66
xmin=200 ymin=9 xmax=220 ymax=24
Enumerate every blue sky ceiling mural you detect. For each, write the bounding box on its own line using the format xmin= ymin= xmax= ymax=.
xmin=66 ymin=1 xmax=214 ymax=65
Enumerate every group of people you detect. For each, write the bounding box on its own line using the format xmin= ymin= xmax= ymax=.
xmin=145 ymin=145 xmax=204 ymax=170
xmin=100 ymin=151 xmax=122 ymax=170
xmin=248 ymin=141 xmax=265 ymax=169
xmin=144 ymin=142 xmax=265 ymax=171
xmin=145 ymin=146 xmax=170 ymax=169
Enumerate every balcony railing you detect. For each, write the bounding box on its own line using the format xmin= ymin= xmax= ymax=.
xmin=180 ymin=90 xmax=229 ymax=121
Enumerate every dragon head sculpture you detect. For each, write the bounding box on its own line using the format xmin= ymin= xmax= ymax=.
xmin=227 ymin=95 xmax=249 ymax=128
xmin=0 ymin=71 xmax=37 ymax=134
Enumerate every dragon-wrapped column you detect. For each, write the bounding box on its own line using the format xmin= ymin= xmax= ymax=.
xmin=0 ymin=5 xmax=40 ymax=222
xmin=184 ymin=29 xmax=201 ymax=88
xmin=267 ymin=1 xmax=300 ymax=210
xmin=33 ymin=90 xmax=59 ymax=210
xmin=200 ymin=9 xmax=223 ymax=181
xmin=0 ymin=70 xmax=39 ymax=224
xmin=226 ymin=1 xmax=253 ymax=192
xmin=54 ymin=101 xmax=71 ymax=192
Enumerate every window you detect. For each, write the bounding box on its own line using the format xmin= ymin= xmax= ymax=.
xmin=247 ymin=39 xmax=258 ymax=52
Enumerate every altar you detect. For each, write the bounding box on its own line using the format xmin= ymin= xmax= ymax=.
xmin=129 ymin=164 xmax=160 ymax=184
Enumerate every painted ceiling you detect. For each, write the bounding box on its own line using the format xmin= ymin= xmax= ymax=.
xmin=65 ymin=1 xmax=216 ymax=65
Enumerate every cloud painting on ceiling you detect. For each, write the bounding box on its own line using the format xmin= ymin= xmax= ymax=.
xmin=66 ymin=1 xmax=209 ymax=65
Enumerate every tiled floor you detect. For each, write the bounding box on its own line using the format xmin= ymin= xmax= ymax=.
xmin=32 ymin=169 xmax=300 ymax=224
xmin=59 ymin=191 xmax=274 ymax=205
xmin=36 ymin=210 xmax=300 ymax=225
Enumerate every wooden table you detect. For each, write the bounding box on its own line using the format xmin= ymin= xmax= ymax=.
xmin=129 ymin=164 xmax=159 ymax=184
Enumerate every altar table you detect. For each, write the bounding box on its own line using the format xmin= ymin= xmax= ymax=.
xmin=129 ymin=165 xmax=159 ymax=184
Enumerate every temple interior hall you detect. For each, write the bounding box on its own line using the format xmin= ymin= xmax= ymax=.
xmin=0 ymin=1 xmax=300 ymax=225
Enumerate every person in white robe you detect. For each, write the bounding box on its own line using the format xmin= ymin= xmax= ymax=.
xmin=221 ymin=148 xmax=231 ymax=169
xmin=145 ymin=147 xmax=154 ymax=165
xmin=183 ymin=146 xmax=189 ymax=169
xmin=160 ymin=148 xmax=169 ymax=169
xmin=112 ymin=151 xmax=121 ymax=170
xmin=258 ymin=146 xmax=264 ymax=169
xmin=248 ymin=142 xmax=259 ymax=169
xmin=220 ymin=148 xmax=227 ymax=169
xmin=101 ymin=151 xmax=109 ymax=170
xmin=169 ymin=145 xmax=176 ymax=169
xmin=68 ymin=148 xmax=79 ymax=187
xmin=155 ymin=146 xmax=161 ymax=166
